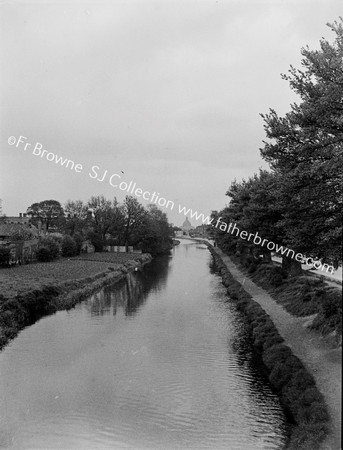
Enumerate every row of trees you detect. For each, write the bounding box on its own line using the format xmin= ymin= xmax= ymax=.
xmin=26 ymin=195 xmax=173 ymax=256
xmin=211 ymin=19 xmax=342 ymax=275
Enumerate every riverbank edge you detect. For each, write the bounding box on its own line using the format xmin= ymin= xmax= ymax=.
xmin=207 ymin=245 xmax=331 ymax=450
xmin=0 ymin=253 xmax=152 ymax=351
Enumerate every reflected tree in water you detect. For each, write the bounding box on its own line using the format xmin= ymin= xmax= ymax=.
xmin=87 ymin=255 xmax=172 ymax=317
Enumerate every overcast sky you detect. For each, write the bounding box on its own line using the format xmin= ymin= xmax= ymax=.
xmin=1 ymin=0 xmax=341 ymax=226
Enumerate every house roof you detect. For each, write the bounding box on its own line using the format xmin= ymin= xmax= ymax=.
xmin=0 ymin=216 xmax=30 ymax=224
xmin=0 ymin=223 xmax=38 ymax=238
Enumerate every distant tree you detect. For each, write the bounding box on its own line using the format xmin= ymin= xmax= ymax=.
xmin=26 ymin=200 xmax=65 ymax=232
xmin=87 ymin=196 xmax=123 ymax=241
xmin=61 ymin=235 xmax=77 ymax=257
xmin=120 ymin=196 xmax=147 ymax=249
xmin=86 ymin=231 xmax=104 ymax=252
xmin=73 ymin=232 xmax=83 ymax=255
xmin=140 ymin=205 xmax=173 ymax=255
xmin=64 ymin=200 xmax=88 ymax=236
xmin=37 ymin=236 xmax=60 ymax=261
xmin=9 ymin=227 xmax=36 ymax=241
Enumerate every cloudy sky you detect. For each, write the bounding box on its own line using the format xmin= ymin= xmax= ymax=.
xmin=1 ymin=0 xmax=341 ymax=226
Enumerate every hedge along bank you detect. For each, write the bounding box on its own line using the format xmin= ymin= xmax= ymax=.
xmin=0 ymin=253 xmax=152 ymax=351
xmin=207 ymin=245 xmax=331 ymax=450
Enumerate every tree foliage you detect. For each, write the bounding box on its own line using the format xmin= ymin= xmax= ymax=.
xmin=61 ymin=235 xmax=78 ymax=257
xmin=26 ymin=200 xmax=65 ymax=232
xmin=260 ymin=20 xmax=343 ymax=266
xmin=140 ymin=205 xmax=173 ymax=255
xmin=37 ymin=236 xmax=60 ymax=261
xmin=64 ymin=200 xmax=88 ymax=236
xmin=26 ymin=194 xmax=172 ymax=256
xmin=120 ymin=196 xmax=147 ymax=248
xmin=212 ymin=20 xmax=342 ymax=274
xmin=9 ymin=227 xmax=36 ymax=241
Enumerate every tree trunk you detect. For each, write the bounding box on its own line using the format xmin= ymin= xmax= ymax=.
xmin=262 ymin=251 xmax=272 ymax=263
xmin=282 ymin=256 xmax=302 ymax=276
xmin=239 ymin=245 xmax=250 ymax=265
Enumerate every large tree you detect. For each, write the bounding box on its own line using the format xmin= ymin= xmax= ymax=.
xmin=140 ymin=205 xmax=173 ymax=255
xmin=87 ymin=196 xmax=123 ymax=242
xmin=26 ymin=199 xmax=65 ymax=232
xmin=213 ymin=171 xmax=285 ymax=265
xmin=260 ymin=19 xmax=343 ymax=268
xmin=64 ymin=199 xmax=88 ymax=236
xmin=120 ymin=196 xmax=147 ymax=249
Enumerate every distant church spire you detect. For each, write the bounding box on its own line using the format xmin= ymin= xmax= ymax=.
xmin=181 ymin=217 xmax=193 ymax=231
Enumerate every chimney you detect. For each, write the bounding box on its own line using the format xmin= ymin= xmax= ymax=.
xmin=19 ymin=213 xmax=22 ymax=218
xmin=23 ymin=213 xmax=27 ymax=217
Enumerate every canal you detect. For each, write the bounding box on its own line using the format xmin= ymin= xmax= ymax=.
xmin=0 ymin=240 xmax=288 ymax=449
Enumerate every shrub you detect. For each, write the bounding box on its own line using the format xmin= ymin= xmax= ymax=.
xmin=73 ymin=232 xmax=83 ymax=255
xmin=61 ymin=235 xmax=77 ymax=257
xmin=262 ymin=334 xmax=284 ymax=350
xmin=297 ymin=401 xmax=329 ymax=424
xmin=254 ymin=332 xmax=278 ymax=350
xmin=263 ymin=344 xmax=293 ymax=370
xmin=298 ymin=387 xmax=324 ymax=407
xmin=252 ymin=322 xmax=275 ymax=339
xmin=254 ymin=264 xmax=287 ymax=286
xmin=247 ymin=263 xmax=258 ymax=273
xmin=48 ymin=232 xmax=63 ymax=244
xmin=321 ymin=292 xmax=341 ymax=318
xmin=270 ymin=271 xmax=284 ymax=287
xmin=39 ymin=236 xmax=59 ymax=260
xmin=268 ymin=356 xmax=303 ymax=391
xmin=235 ymin=298 xmax=248 ymax=311
xmin=0 ymin=310 xmax=18 ymax=328
xmin=87 ymin=232 xmax=104 ymax=252
xmin=303 ymin=292 xmax=313 ymax=302
xmin=37 ymin=247 xmax=54 ymax=262
xmin=285 ymin=368 xmax=316 ymax=393
xmin=0 ymin=246 xmax=10 ymax=266
xmin=251 ymin=313 xmax=270 ymax=325
xmin=227 ymin=286 xmax=240 ymax=299
xmin=288 ymin=421 xmax=330 ymax=450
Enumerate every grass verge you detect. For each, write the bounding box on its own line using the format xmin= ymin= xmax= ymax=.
xmin=226 ymin=253 xmax=342 ymax=344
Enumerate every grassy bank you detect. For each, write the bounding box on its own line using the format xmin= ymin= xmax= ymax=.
xmin=228 ymin=254 xmax=342 ymax=345
xmin=251 ymin=264 xmax=341 ymax=342
xmin=0 ymin=252 xmax=152 ymax=350
xmin=209 ymin=247 xmax=331 ymax=450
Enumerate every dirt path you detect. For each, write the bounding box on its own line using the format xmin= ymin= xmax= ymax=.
xmin=215 ymin=248 xmax=341 ymax=450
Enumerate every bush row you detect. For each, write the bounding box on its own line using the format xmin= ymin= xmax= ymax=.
xmin=208 ymin=247 xmax=331 ymax=450
xmin=36 ymin=233 xmax=83 ymax=262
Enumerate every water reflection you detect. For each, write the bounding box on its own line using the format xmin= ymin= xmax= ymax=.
xmin=88 ymin=255 xmax=172 ymax=318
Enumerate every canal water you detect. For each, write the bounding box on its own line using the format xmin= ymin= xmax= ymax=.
xmin=0 ymin=240 xmax=288 ymax=449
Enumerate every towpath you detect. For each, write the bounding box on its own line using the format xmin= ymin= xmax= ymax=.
xmin=213 ymin=247 xmax=341 ymax=450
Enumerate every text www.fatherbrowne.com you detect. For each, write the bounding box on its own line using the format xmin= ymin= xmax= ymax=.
xmin=8 ymin=135 xmax=335 ymax=274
